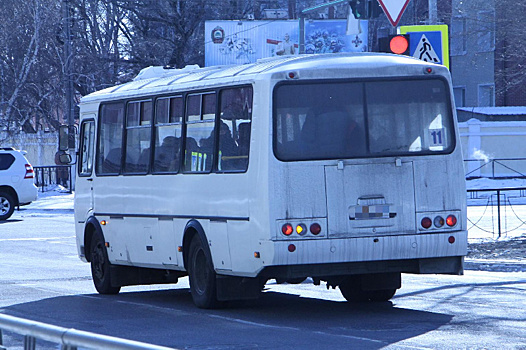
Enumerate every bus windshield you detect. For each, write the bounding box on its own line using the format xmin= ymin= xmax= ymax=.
xmin=273 ymin=78 xmax=454 ymax=161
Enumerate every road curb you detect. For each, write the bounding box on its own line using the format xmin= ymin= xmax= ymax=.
xmin=464 ymin=259 xmax=526 ymax=273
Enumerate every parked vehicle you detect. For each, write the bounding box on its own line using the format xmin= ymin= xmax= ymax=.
xmin=0 ymin=148 xmax=38 ymax=220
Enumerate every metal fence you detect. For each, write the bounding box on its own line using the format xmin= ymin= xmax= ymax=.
xmin=34 ymin=166 xmax=72 ymax=193
xmin=0 ymin=314 xmax=177 ymax=350
xmin=467 ymin=187 xmax=526 ymax=238
xmin=464 ymin=158 xmax=526 ymax=179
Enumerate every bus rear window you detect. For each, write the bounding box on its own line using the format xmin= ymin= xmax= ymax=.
xmin=273 ymin=79 xmax=454 ymax=161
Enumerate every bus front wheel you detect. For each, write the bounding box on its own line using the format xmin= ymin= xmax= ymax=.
xmin=188 ymin=235 xmax=220 ymax=309
xmin=90 ymin=233 xmax=121 ymax=295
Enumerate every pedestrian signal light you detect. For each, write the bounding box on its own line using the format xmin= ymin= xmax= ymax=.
xmin=379 ymin=34 xmax=410 ymax=55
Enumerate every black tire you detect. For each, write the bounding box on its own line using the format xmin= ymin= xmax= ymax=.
xmin=90 ymin=234 xmax=121 ymax=295
xmin=187 ymin=235 xmax=220 ymax=309
xmin=368 ymin=288 xmax=397 ymax=302
xmin=339 ymin=276 xmax=369 ymax=302
xmin=0 ymin=192 xmax=15 ymax=221
xmin=339 ymin=276 xmax=397 ymax=303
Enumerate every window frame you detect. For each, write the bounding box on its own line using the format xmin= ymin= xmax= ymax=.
xmin=182 ymin=91 xmax=217 ymax=174
xmin=0 ymin=154 xmax=15 ymax=171
xmin=92 ymin=84 xmax=253 ymax=177
xmin=152 ymin=95 xmax=184 ymax=174
xmin=96 ymin=101 xmax=126 ymax=176
xmin=272 ymin=76 xmax=456 ymax=162
xmin=123 ymin=99 xmax=153 ymax=175
xmin=78 ymin=119 xmax=96 ymax=177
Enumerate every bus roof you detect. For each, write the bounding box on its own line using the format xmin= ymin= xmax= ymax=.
xmin=81 ymin=53 xmax=446 ymax=104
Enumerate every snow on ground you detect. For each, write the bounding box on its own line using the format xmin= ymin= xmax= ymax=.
xmin=25 ymin=185 xmax=74 ymax=211
xmin=21 ymin=181 xmax=526 ymax=243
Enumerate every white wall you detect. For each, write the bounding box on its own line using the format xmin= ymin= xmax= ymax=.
xmin=1 ymin=131 xmax=58 ymax=166
xmin=458 ymin=119 xmax=526 ymax=178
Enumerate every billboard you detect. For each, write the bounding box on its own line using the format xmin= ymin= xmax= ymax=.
xmin=205 ymin=20 xmax=299 ymax=66
xmin=305 ymin=20 xmax=368 ymax=54
xmin=205 ymin=20 xmax=369 ymax=67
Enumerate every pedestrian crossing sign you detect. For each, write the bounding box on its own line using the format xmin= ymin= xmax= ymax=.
xmin=399 ymin=25 xmax=449 ymax=69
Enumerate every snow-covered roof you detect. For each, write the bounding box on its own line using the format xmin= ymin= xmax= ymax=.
xmin=81 ymin=53 xmax=446 ymax=103
xmin=457 ymin=107 xmax=526 ymax=116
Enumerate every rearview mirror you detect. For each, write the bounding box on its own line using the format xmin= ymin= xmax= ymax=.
xmin=58 ymin=153 xmax=72 ymax=165
xmin=59 ymin=125 xmax=77 ymax=151
xmin=59 ymin=125 xmax=69 ymax=151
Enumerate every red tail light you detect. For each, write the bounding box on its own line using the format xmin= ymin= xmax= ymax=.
xmin=421 ymin=217 xmax=432 ymax=229
xmin=282 ymin=223 xmax=293 ymax=236
xmin=310 ymin=223 xmax=322 ymax=235
xmin=446 ymin=215 xmax=457 ymax=227
xmin=24 ymin=164 xmax=34 ymax=179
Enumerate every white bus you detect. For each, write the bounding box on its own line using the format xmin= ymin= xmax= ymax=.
xmin=73 ymin=53 xmax=467 ymax=308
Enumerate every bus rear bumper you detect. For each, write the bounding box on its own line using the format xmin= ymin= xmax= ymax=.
xmin=258 ymin=231 xmax=467 ymax=278
xmin=260 ymin=256 xmax=464 ymax=281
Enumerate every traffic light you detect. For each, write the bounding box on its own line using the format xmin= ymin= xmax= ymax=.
xmin=349 ymin=0 xmax=367 ymax=19
xmin=378 ymin=34 xmax=410 ymax=55
xmin=349 ymin=0 xmax=383 ymax=19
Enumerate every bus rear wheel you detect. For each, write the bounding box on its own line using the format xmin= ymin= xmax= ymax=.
xmin=90 ymin=234 xmax=121 ymax=295
xmin=188 ymin=235 xmax=220 ymax=309
xmin=339 ymin=276 xmax=396 ymax=302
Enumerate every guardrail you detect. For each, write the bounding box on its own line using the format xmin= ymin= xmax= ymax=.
xmin=33 ymin=166 xmax=72 ymax=193
xmin=0 ymin=313 xmax=177 ymax=350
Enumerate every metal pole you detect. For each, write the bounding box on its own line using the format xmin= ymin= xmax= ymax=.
xmin=299 ymin=15 xmax=305 ymax=54
xmin=492 ymin=160 xmax=495 ymax=178
xmin=428 ymin=0 xmax=437 ymax=24
xmin=497 ymin=189 xmax=501 ymax=238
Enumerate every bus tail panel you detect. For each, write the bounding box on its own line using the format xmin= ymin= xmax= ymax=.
xmin=325 ymin=160 xmax=416 ymax=237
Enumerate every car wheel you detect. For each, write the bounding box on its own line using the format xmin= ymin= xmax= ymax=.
xmin=0 ymin=192 xmax=15 ymax=221
xmin=90 ymin=233 xmax=121 ymax=294
xmin=188 ymin=235 xmax=220 ymax=309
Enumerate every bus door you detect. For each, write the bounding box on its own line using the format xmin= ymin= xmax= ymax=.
xmin=77 ymin=119 xmax=96 ymax=219
xmin=324 ymin=160 xmax=416 ymax=238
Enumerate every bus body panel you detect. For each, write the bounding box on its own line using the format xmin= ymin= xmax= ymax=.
xmin=74 ymin=53 xmax=467 ymax=290
xmin=260 ymin=232 xmax=467 ymax=267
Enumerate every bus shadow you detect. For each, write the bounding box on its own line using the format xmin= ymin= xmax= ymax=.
xmin=0 ymin=219 xmax=23 ymax=224
xmin=3 ymin=287 xmax=454 ymax=350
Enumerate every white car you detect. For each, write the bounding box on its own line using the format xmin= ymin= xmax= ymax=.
xmin=0 ymin=148 xmax=38 ymax=220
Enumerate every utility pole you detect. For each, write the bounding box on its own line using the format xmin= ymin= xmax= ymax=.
xmin=428 ymin=0 xmax=437 ymax=24
xmin=63 ymin=0 xmax=76 ymax=188
xmin=63 ymin=0 xmax=75 ymax=148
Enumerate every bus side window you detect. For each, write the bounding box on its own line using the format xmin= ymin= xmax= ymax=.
xmin=79 ymin=120 xmax=95 ymax=177
xmin=96 ymin=102 xmax=124 ymax=175
xmin=218 ymin=86 xmax=252 ymax=172
xmin=124 ymin=100 xmax=152 ymax=174
xmin=153 ymin=96 xmax=183 ymax=173
xmin=184 ymin=92 xmax=216 ymax=173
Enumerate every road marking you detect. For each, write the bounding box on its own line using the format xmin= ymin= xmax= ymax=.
xmin=0 ymin=236 xmax=75 ymax=242
xmin=312 ymin=330 xmax=386 ymax=344
xmin=208 ymin=314 xmax=301 ymax=331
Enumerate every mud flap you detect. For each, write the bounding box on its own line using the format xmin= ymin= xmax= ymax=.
xmin=216 ymin=275 xmax=263 ymax=301
xmin=418 ymin=256 xmax=464 ymax=275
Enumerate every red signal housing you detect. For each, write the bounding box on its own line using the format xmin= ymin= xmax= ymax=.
xmin=390 ymin=35 xmax=409 ymax=54
xmin=379 ymin=34 xmax=410 ymax=55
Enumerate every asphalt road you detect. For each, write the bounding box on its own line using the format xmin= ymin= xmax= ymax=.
xmin=1 ymin=211 xmax=525 ymax=349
